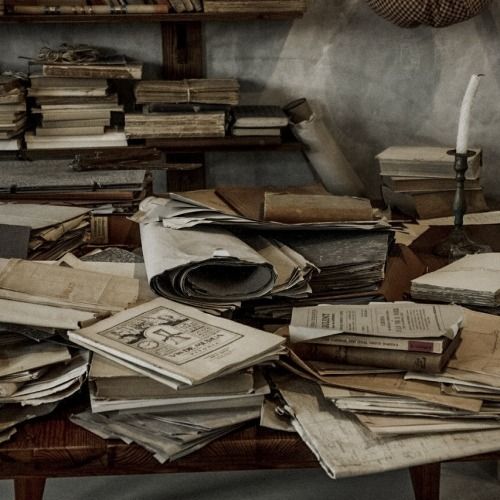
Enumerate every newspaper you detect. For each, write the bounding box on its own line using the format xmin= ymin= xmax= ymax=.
xmin=68 ymin=297 xmax=285 ymax=386
xmin=289 ymin=303 xmax=463 ymax=343
xmin=277 ymin=376 xmax=500 ymax=479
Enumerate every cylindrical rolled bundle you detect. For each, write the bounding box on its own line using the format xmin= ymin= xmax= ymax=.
xmin=365 ymin=0 xmax=490 ymax=28
xmin=140 ymin=222 xmax=276 ymax=307
xmin=285 ymin=98 xmax=366 ymax=197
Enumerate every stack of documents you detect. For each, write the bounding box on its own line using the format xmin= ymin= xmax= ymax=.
xmin=0 ymin=203 xmax=90 ymax=260
xmin=411 ymin=253 xmax=500 ymax=311
xmin=0 ymin=75 xmax=27 ymax=151
xmin=135 ymin=79 xmax=240 ymax=106
xmin=68 ymin=296 xmax=284 ymax=462
xmin=0 ymin=159 xmax=150 ymax=212
xmin=288 ymin=302 xmax=464 ymax=373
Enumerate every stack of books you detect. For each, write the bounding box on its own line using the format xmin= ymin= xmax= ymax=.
xmin=231 ymin=105 xmax=289 ymax=137
xmin=135 ymin=79 xmax=240 ymax=106
xmin=377 ymin=146 xmax=488 ymax=219
xmin=289 ymin=302 xmax=464 ymax=373
xmin=27 ymin=75 xmax=126 ymax=149
xmin=0 ymin=75 xmax=27 ymax=151
xmin=203 ymin=0 xmax=307 ymax=13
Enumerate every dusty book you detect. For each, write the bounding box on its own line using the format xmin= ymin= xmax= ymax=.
xmin=290 ymin=332 xmax=461 ymax=373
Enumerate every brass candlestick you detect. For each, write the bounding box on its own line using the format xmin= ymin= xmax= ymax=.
xmin=433 ymin=149 xmax=491 ymax=260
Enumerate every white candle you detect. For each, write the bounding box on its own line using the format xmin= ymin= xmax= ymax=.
xmin=456 ymin=74 xmax=484 ymax=154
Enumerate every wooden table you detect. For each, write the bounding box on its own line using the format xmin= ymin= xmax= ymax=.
xmin=2 ymin=225 xmax=500 ymax=500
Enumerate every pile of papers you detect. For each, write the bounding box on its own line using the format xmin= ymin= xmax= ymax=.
xmin=231 ymin=105 xmax=288 ymax=137
xmin=411 ymin=253 xmax=500 ymax=311
xmin=0 ymin=75 xmax=27 ymax=151
xmin=0 ymin=320 xmax=90 ymax=445
xmin=68 ymin=297 xmax=285 ymax=462
xmin=135 ymin=79 xmax=240 ymax=106
xmin=0 ymin=203 xmax=90 ymax=260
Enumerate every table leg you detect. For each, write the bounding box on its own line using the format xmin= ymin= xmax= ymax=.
xmin=14 ymin=477 xmax=46 ymax=500
xmin=409 ymin=463 xmax=441 ymax=500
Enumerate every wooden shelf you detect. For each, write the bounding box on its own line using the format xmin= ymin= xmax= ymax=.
xmin=0 ymin=12 xmax=305 ymax=23
xmin=146 ymin=135 xmax=304 ymax=152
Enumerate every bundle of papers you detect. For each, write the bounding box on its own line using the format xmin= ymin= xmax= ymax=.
xmin=288 ymin=302 xmax=464 ymax=373
xmin=125 ymin=111 xmax=226 ymax=139
xmin=411 ymin=253 xmax=500 ymax=310
xmin=0 ymin=203 xmax=90 ymax=260
xmin=0 ymin=75 xmax=27 ymax=151
xmin=0 ymin=159 xmax=149 ymax=212
xmin=68 ymin=297 xmax=285 ymax=389
xmin=135 ymin=79 xmax=240 ymax=106
xmin=140 ymin=222 xmax=277 ymax=313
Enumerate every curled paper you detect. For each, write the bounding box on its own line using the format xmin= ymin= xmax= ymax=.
xmin=285 ymin=99 xmax=366 ymax=197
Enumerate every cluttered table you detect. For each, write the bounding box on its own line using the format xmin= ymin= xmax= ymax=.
xmin=1 ymin=224 xmax=500 ymax=500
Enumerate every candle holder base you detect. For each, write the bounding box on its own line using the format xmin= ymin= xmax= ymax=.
xmin=433 ymin=226 xmax=491 ymax=261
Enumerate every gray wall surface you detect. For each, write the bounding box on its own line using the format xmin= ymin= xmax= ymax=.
xmin=1 ymin=0 xmax=499 ymax=198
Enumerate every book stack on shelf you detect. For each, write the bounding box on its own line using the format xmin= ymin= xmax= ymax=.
xmin=24 ymin=51 xmax=143 ymax=150
xmin=27 ymin=75 xmax=125 ymax=149
xmin=231 ymin=105 xmax=289 ymax=137
xmin=377 ymin=146 xmax=488 ymax=220
xmin=0 ymin=75 xmax=27 ymax=151
xmin=126 ymin=78 xmax=239 ymax=139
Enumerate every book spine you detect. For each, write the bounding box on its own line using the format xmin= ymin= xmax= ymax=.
xmin=312 ymin=336 xmax=444 ymax=354
xmin=291 ymin=343 xmax=447 ymax=373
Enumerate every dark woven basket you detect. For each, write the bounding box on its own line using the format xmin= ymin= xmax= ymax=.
xmin=366 ymin=0 xmax=490 ymax=28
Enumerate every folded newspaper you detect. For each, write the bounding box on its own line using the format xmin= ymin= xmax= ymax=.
xmin=68 ymin=297 xmax=285 ymax=388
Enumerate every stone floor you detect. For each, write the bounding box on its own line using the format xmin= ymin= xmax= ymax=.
xmin=0 ymin=461 xmax=499 ymax=500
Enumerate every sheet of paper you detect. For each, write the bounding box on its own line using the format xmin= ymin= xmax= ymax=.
xmin=277 ymin=376 xmax=500 ymax=479
xmin=0 ymin=298 xmax=102 ymax=330
xmin=0 ymin=259 xmax=139 ymax=313
xmin=290 ymin=303 xmax=463 ymax=342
